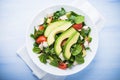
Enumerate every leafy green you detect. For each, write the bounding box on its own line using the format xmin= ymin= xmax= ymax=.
xmin=39 ymin=54 xmax=47 ymax=64
xmin=87 ymin=36 xmax=92 ymax=43
xmin=43 ymin=17 xmax=48 ymax=28
xmin=68 ymin=15 xmax=76 ymax=23
xmin=43 ymin=17 xmax=47 ymax=24
xmin=33 ymin=46 xmax=41 ymax=53
xmin=82 ymin=22 xmax=86 ymax=26
xmin=33 ymin=42 xmax=39 ymax=47
xmin=85 ymin=47 xmax=90 ymax=50
xmin=80 ymin=39 xmax=85 ymax=44
xmin=67 ymin=11 xmax=78 ymax=17
xmin=43 ymin=45 xmax=56 ymax=55
xmin=75 ymin=54 xmax=84 ymax=64
xmin=30 ymin=27 xmax=44 ymax=39
xmin=50 ymin=48 xmax=55 ymax=54
xmin=75 ymin=16 xmax=84 ymax=24
xmin=69 ymin=56 xmax=75 ymax=62
xmin=43 ymin=47 xmax=50 ymax=54
xmin=51 ymin=54 xmax=61 ymax=61
xmin=67 ymin=11 xmax=84 ymax=24
xmin=67 ymin=62 xmax=73 ymax=68
xmin=30 ymin=27 xmax=37 ymax=39
xmin=30 ymin=34 xmax=35 ymax=39
xmin=77 ymin=36 xmax=81 ymax=44
xmin=67 ymin=56 xmax=75 ymax=68
xmin=48 ymin=56 xmax=54 ymax=61
xmin=34 ymin=27 xmax=37 ymax=34
xmin=52 ymin=8 xmax=66 ymax=22
xmin=36 ymin=30 xmax=44 ymax=36
xmin=72 ymin=44 xmax=82 ymax=56
xmin=80 ymin=27 xmax=91 ymax=38
xmin=50 ymin=60 xmax=59 ymax=67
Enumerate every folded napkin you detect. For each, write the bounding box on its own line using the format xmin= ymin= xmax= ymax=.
xmin=17 ymin=0 xmax=104 ymax=80
xmin=17 ymin=45 xmax=66 ymax=80
xmin=17 ymin=45 xmax=46 ymax=79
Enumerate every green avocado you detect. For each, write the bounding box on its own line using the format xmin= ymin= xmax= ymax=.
xmin=64 ymin=32 xmax=80 ymax=60
xmin=47 ymin=21 xmax=72 ymax=46
xmin=44 ymin=20 xmax=66 ymax=37
xmin=54 ymin=27 xmax=77 ymax=56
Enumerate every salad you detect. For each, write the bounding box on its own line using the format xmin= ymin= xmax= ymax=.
xmin=30 ymin=8 xmax=92 ymax=70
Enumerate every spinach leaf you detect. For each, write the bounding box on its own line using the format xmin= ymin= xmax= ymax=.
xmin=39 ymin=54 xmax=47 ymax=64
xmin=70 ymin=56 xmax=75 ymax=62
xmin=67 ymin=62 xmax=73 ymax=68
xmin=43 ymin=17 xmax=48 ymax=28
xmin=33 ymin=42 xmax=39 ymax=47
xmin=68 ymin=15 xmax=76 ymax=23
xmin=67 ymin=56 xmax=75 ymax=68
xmin=50 ymin=48 xmax=55 ymax=54
xmin=33 ymin=46 xmax=41 ymax=53
xmin=30 ymin=34 xmax=35 ymax=39
xmin=30 ymin=27 xmax=44 ymax=39
xmin=60 ymin=8 xmax=66 ymax=15
xmin=50 ymin=60 xmax=59 ymax=67
xmin=48 ymin=56 xmax=54 ymax=61
xmin=87 ymin=36 xmax=92 ymax=43
xmin=85 ymin=47 xmax=91 ymax=50
xmin=30 ymin=27 xmax=37 ymax=39
xmin=66 ymin=11 xmax=78 ymax=17
xmin=80 ymin=39 xmax=85 ymax=44
xmin=72 ymin=44 xmax=82 ymax=56
xmin=36 ymin=30 xmax=44 ymax=36
xmin=43 ymin=45 xmax=55 ymax=55
xmin=75 ymin=16 xmax=84 ymax=24
xmin=43 ymin=47 xmax=50 ymax=54
xmin=52 ymin=8 xmax=66 ymax=21
xmin=67 ymin=11 xmax=84 ymax=24
xmin=75 ymin=54 xmax=84 ymax=64
xmin=51 ymin=54 xmax=61 ymax=61
xmin=77 ymin=36 xmax=81 ymax=44
xmin=80 ymin=27 xmax=91 ymax=38
xmin=34 ymin=27 xmax=37 ymax=34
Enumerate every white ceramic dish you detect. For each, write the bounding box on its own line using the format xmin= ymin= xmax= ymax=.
xmin=26 ymin=5 xmax=99 ymax=76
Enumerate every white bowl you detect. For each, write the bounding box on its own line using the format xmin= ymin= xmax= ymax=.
xmin=26 ymin=5 xmax=99 ymax=76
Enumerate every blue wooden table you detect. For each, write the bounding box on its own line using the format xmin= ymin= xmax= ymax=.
xmin=0 ymin=0 xmax=120 ymax=80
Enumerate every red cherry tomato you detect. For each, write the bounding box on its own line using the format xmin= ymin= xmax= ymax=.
xmin=39 ymin=25 xmax=44 ymax=30
xmin=72 ymin=23 xmax=83 ymax=30
xmin=58 ymin=62 xmax=67 ymax=70
xmin=36 ymin=35 xmax=47 ymax=44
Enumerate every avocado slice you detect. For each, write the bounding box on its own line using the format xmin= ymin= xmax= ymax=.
xmin=47 ymin=21 xmax=72 ymax=46
xmin=54 ymin=27 xmax=76 ymax=56
xmin=64 ymin=32 xmax=80 ymax=60
xmin=44 ymin=20 xmax=66 ymax=37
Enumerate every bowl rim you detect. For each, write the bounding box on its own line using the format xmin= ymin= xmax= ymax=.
xmin=26 ymin=4 xmax=99 ymax=76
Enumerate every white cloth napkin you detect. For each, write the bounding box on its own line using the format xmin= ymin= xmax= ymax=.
xmin=17 ymin=45 xmax=66 ymax=80
xmin=17 ymin=0 xmax=105 ymax=80
xmin=17 ymin=45 xmax=46 ymax=79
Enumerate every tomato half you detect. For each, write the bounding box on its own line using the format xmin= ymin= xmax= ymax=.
xmin=58 ymin=62 xmax=67 ymax=70
xmin=36 ymin=35 xmax=47 ymax=44
xmin=72 ymin=23 xmax=83 ymax=30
